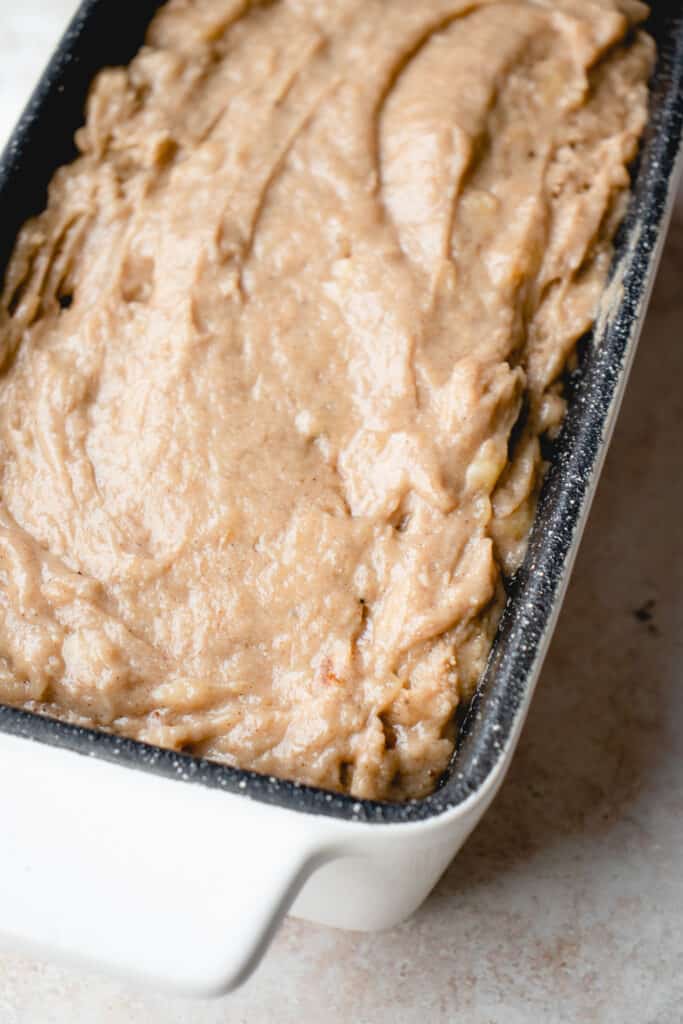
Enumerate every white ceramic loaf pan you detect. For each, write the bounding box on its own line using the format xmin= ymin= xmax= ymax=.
xmin=0 ymin=0 xmax=682 ymax=997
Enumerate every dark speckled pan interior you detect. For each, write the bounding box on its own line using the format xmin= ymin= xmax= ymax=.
xmin=0 ymin=0 xmax=681 ymax=824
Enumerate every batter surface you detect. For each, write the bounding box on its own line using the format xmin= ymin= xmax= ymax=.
xmin=0 ymin=0 xmax=652 ymax=799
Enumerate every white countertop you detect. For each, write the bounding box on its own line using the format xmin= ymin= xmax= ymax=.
xmin=1 ymin=3 xmax=683 ymax=1022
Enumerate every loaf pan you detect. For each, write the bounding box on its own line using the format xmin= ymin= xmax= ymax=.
xmin=0 ymin=0 xmax=681 ymax=997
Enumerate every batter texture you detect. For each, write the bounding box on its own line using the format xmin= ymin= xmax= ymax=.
xmin=0 ymin=0 xmax=652 ymax=799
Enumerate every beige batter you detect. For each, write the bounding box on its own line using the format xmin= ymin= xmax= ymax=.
xmin=0 ymin=0 xmax=652 ymax=800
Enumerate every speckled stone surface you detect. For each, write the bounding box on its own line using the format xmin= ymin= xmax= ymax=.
xmin=2 ymin=3 xmax=683 ymax=1021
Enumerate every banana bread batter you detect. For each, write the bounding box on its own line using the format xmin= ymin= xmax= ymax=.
xmin=0 ymin=0 xmax=652 ymax=799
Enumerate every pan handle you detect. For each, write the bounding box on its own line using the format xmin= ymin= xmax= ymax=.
xmin=0 ymin=731 xmax=326 ymax=996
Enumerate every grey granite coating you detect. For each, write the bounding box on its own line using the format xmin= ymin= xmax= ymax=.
xmin=1 ymin=3 xmax=683 ymax=1021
